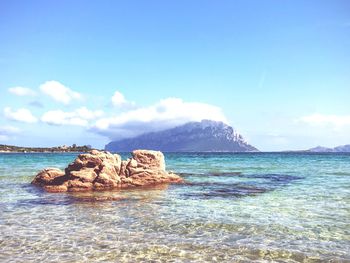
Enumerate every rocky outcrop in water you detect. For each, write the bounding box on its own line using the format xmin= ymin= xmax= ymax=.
xmin=32 ymin=150 xmax=183 ymax=192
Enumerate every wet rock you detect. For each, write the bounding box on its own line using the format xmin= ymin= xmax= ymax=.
xmin=44 ymin=184 xmax=68 ymax=193
xmin=32 ymin=150 xmax=183 ymax=192
xmin=31 ymin=168 xmax=67 ymax=186
xmin=132 ymin=150 xmax=165 ymax=170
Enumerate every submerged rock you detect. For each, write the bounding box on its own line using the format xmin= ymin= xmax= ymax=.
xmin=32 ymin=150 xmax=183 ymax=192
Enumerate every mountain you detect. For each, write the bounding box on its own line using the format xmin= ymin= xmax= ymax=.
xmin=105 ymin=120 xmax=258 ymax=152
xmin=307 ymin=146 xmax=333 ymax=152
xmin=307 ymin=145 xmax=350 ymax=152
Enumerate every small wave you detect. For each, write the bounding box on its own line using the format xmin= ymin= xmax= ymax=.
xmin=325 ymin=171 xmax=350 ymax=176
xmin=177 ymin=172 xmax=205 ymax=177
xmin=208 ymin=171 xmax=242 ymax=176
xmin=244 ymin=173 xmax=303 ymax=183
xmin=12 ymin=194 xmax=128 ymax=208
xmin=178 ymin=171 xmax=242 ymax=177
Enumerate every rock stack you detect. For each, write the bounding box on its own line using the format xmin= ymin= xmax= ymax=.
xmin=32 ymin=150 xmax=183 ymax=192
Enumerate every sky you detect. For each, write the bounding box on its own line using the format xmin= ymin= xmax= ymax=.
xmin=0 ymin=0 xmax=349 ymax=151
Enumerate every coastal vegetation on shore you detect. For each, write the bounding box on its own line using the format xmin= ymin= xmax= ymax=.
xmin=0 ymin=144 xmax=93 ymax=153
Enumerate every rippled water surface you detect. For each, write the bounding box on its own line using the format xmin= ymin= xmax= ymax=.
xmin=0 ymin=152 xmax=349 ymax=262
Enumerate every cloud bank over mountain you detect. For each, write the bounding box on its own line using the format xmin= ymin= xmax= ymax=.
xmin=91 ymin=97 xmax=228 ymax=139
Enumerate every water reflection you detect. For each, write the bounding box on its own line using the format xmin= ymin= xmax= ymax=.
xmin=15 ymin=183 xmax=172 ymax=208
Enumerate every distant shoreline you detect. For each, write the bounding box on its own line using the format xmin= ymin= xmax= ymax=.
xmin=0 ymin=151 xmax=89 ymax=154
xmin=0 ymin=144 xmax=94 ymax=153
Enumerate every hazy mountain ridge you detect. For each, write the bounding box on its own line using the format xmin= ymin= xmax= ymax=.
xmin=307 ymin=145 xmax=350 ymax=152
xmin=105 ymin=120 xmax=258 ymax=152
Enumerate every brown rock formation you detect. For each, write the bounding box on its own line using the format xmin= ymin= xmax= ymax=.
xmin=31 ymin=150 xmax=183 ymax=192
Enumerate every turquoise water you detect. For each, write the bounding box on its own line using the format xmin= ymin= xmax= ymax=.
xmin=0 ymin=152 xmax=349 ymax=262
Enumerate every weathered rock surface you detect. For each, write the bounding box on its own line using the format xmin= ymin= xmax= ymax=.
xmin=31 ymin=150 xmax=183 ymax=192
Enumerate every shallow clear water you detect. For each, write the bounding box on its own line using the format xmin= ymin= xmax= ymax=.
xmin=0 ymin=152 xmax=349 ymax=262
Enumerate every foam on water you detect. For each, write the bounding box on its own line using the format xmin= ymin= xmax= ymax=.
xmin=0 ymin=152 xmax=349 ymax=262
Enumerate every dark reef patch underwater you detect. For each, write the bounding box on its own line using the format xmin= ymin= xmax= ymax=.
xmin=179 ymin=172 xmax=303 ymax=199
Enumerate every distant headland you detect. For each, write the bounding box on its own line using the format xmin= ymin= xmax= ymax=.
xmin=105 ymin=120 xmax=258 ymax=152
xmin=0 ymin=144 xmax=93 ymax=153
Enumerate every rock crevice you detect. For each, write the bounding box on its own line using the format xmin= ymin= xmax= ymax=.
xmin=32 ymin=150 xmax=183 ymax=192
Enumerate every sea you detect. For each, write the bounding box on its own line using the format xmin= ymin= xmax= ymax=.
xmin=0 ymin=152 xmax=349 ymax=262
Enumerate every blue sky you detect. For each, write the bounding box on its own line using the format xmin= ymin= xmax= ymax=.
xmin=0 ymin=0 xmax=349 ymax=150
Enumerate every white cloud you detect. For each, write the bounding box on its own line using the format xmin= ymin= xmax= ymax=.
xmin=111 ymin=90 xmax=135 ymax=108
xmin=40 ymin=80 xmax=82 ymax=104
xmin=74 ymin=107 xmax=104 ymax=120
xmin=112 ymin=91 xmax=127 ymax=106
xmin=8 ymin=86 xmax=36 ymax=96
xmin=298 ymin=113 xmax=350 ymax=129
xmin=4 ymin=107 xmax=38 ymax=123
xmin=92 ymin=97 xmax=228 ymax=139
xmin=41 ymin=107 xmax=104 ymax=126
xmin=0 ymin=125 xmax=20 ymax=141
